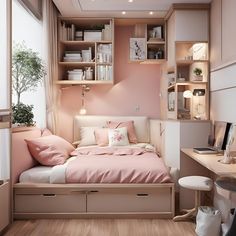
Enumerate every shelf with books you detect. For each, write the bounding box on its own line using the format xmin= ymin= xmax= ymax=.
xmin=57 ymin=17 xmax=114 ymax=85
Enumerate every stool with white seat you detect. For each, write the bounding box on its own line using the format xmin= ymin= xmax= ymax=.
xmin=173 ymin=176 xmax=213 ymax=221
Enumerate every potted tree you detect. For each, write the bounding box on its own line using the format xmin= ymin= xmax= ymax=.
xmin=193 ymin=67 xmax=203 ymax=81
xmin=12 ymin=42 xmax=46 ymax=127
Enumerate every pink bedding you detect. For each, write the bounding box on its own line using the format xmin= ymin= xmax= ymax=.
xmin=66 ymin=146 xmax=171 ymax=184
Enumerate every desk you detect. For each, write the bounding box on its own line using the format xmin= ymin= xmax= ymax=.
xmin=179 ymin=149 xmax=236 ymax=210
xmin=181 ymin=148 xmax=236 ymax=176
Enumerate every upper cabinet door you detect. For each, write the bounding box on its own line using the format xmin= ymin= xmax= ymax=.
xmin=175 ymin=10 xmax=209 ymax=41
xmin=0 ymin=0 xmax=11 ymax=110
xmin=210 ymin=0 xmax=221 ymax=69
xmin=221 ymin=0 xmax=236 ymax=64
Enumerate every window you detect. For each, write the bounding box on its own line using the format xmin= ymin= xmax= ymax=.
xmin=12 ymin=0 xmax=46 ymax=127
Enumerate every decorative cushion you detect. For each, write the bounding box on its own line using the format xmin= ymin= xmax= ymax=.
xmin=25 ymin=135 xmax=75 ymax=166
xmin=94 ymin=128 xmax=109 ymax=146
xmin=108 ymin=127 xmax=130 ymax=146
xmin=79 ymin=126 xmax=100 ymax=146
xmin=106 ymin=120 xmax=138 ymax=143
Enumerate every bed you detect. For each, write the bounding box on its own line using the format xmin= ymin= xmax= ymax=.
xmin=13 ymin=116 xmax=176 ymax=219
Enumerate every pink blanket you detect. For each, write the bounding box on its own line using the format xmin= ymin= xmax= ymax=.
xmin=66 ymin=147 xmax=171 ymax=184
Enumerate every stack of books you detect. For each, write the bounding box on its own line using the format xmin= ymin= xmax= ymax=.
xmin=97 ymin=65 xmax=112 ymax=81
xmin=63 ymin=51 xmax=82 ymax=62
xmin=97 ymin=44 xmax=112 ymax=63
xmin=68 ymin=69 xmax=84 ymax=80
xmin=75 ymin=30 xmax=83 ymax=41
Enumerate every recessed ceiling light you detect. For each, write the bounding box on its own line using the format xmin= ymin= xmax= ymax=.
xmin=122 ymin=11 xmax=126 ymax=15
xmin=128 ymin=0 xmax=133 ymax=2
xmin=149 ymin=11 xmax=154 ymax=15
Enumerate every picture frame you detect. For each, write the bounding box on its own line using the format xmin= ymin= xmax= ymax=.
xmin=130 ymin=38 xmax=146 ymax=60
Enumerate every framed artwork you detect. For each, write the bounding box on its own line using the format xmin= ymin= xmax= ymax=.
xmin=130 ymin=38 xmax=146 ymax=60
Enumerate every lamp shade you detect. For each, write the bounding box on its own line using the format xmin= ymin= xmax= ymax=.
xmin=183 ymin=90 xmax=193 ymax=98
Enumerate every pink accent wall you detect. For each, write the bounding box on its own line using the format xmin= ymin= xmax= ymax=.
xmin=58 ymin=26 xmax=162 ymax=141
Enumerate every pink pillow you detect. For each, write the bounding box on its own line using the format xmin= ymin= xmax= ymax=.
xmin=94 ymin=128 xmax=109 ymax=146
xmin=106 ymin=120 xmax=137 ymax=143
xmin=25 ymin=135 xmax=75 ymax=166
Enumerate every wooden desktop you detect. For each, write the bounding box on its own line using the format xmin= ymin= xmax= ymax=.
xmin=179 ymin=148 xmax=236 ymax=210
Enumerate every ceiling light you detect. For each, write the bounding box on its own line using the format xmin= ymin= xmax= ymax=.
xmin=128 ymin=0 xmax=133 ymax=2
xmin=122 ymin=11 xmax=126 ymax=15
xmin=149 ymin=11 xmax=154 ymax=15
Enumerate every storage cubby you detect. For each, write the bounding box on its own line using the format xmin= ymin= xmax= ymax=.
xmin=130 ymin=21 xmax=166 ymax=63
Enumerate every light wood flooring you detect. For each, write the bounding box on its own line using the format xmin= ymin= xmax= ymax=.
xmin=4 ymin=219 xmax=196 ymax=236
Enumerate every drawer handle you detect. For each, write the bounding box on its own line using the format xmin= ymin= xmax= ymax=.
xmin=90 ymin=190 xmax=99 ymax=193
xmin=42 ymin=194 xmax=56 ymax=197
xmin=136 ymin=193 xmax=149 ymax=197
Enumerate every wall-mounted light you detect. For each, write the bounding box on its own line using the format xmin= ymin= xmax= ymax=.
xmin=79 ymin=85 xmax=90 ymax=115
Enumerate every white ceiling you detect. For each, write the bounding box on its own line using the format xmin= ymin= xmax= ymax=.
xmin=53 ymin=0 xmax=211 ymax=18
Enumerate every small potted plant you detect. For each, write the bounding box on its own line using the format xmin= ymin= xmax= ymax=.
xmin=193 ymin=67 xmax=203 ymax=81
xmin=12 ymin=103 xmax=35 ymax=127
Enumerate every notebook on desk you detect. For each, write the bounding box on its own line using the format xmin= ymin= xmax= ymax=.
xmin=193 ymin=122 xmax=232 ymax=154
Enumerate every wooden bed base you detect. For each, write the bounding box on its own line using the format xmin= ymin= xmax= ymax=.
xmin=14 ymin=183 xmax=175 ymax=219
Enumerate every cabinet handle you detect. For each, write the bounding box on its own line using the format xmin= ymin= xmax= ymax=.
xmin=136 ymin=193 xmax=149 ymax=197
xmin=89 ymin=190 xmax=99 ymax=193
xmin=42 ymin=194 xmax=56 ymax=197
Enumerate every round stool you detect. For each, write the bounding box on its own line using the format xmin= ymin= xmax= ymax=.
xmin=173 ymin=176 xmax=213 ymax=221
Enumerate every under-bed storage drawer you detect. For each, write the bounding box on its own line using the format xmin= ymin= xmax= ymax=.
xmin=87 ymin=188 xmax=172 ymax=213
xmin=15 ymin=193 xmax=86 ymax=213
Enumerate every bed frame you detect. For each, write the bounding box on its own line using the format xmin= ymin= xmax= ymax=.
xmin=13 ymin=116 xmax=175 ymax=219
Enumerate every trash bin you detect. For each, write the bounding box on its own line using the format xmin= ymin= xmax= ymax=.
xmin=195 ymin=206 xmax=221 ymax=236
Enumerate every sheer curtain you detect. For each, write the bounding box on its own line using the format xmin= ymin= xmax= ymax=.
xmin=42 ymin=0 xmax=59 ymax=134
xmin=0 ymin=0 xmax=11 ymax=181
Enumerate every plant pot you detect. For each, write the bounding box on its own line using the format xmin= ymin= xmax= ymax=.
xmin=193 ymin=75 xmax=203 ymax=81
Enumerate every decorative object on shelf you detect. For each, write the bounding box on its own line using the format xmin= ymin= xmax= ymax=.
xmin=192 ymin=43 xmax=207 ymax=60
xmin=168 ymin=92 xmax=175 ymax=111
xmin=183 ymin=90 xmax=193 ymax=98
xmin=193 ymin=89 xmax=205 ymax=120
xmin=84 ymin=67 xmax=93 ymax=80
xmin=130 ymin=38 xmax=146 ymax=60
xmin=79 ymin=85 xmax=90 ymax=115
xmin=155 ymin=48 xmax=164 ymax=59
xmin=82 ymin=47 xmax=92 ymax=62
xmin=193 ymin=67 xmax=203 ymax=81
xmin=148 ymin=26 xmax=163 ymax=41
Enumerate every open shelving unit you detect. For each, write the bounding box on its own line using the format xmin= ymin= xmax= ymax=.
xmin=129 ymin=20 xmax=166 ymax=63
xmin=167 ymin=41 xmax=209 ymax=120
xmin=57 ymin=17 xmax=114 ymax=85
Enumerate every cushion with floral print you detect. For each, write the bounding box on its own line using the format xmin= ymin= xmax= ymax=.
xmin=108 ymin=127 xmax=130 ymax=146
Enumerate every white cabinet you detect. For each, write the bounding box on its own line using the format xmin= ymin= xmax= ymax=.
xmin=174 ymin=10 xmax=209 ymax=41
xmin=211 ymin=0 xmax=236 ymax=69
xmin=160 ymin=120 xmax=211 ymax=169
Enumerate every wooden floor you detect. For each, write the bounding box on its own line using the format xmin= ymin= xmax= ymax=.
xmin=4 ymin=219 xmax=196 ymax=236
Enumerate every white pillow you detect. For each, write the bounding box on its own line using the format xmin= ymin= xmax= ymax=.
xmin=108 ymin=127 xmax=130 ymax=146
xmin=79 ymin=126 xmax=100 ymax=146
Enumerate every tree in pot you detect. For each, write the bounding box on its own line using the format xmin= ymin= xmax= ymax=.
xmin=12 ymin=103 xmax=35 ymax=127
xmin=12 ymin=42 xmax=46 ymax=126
